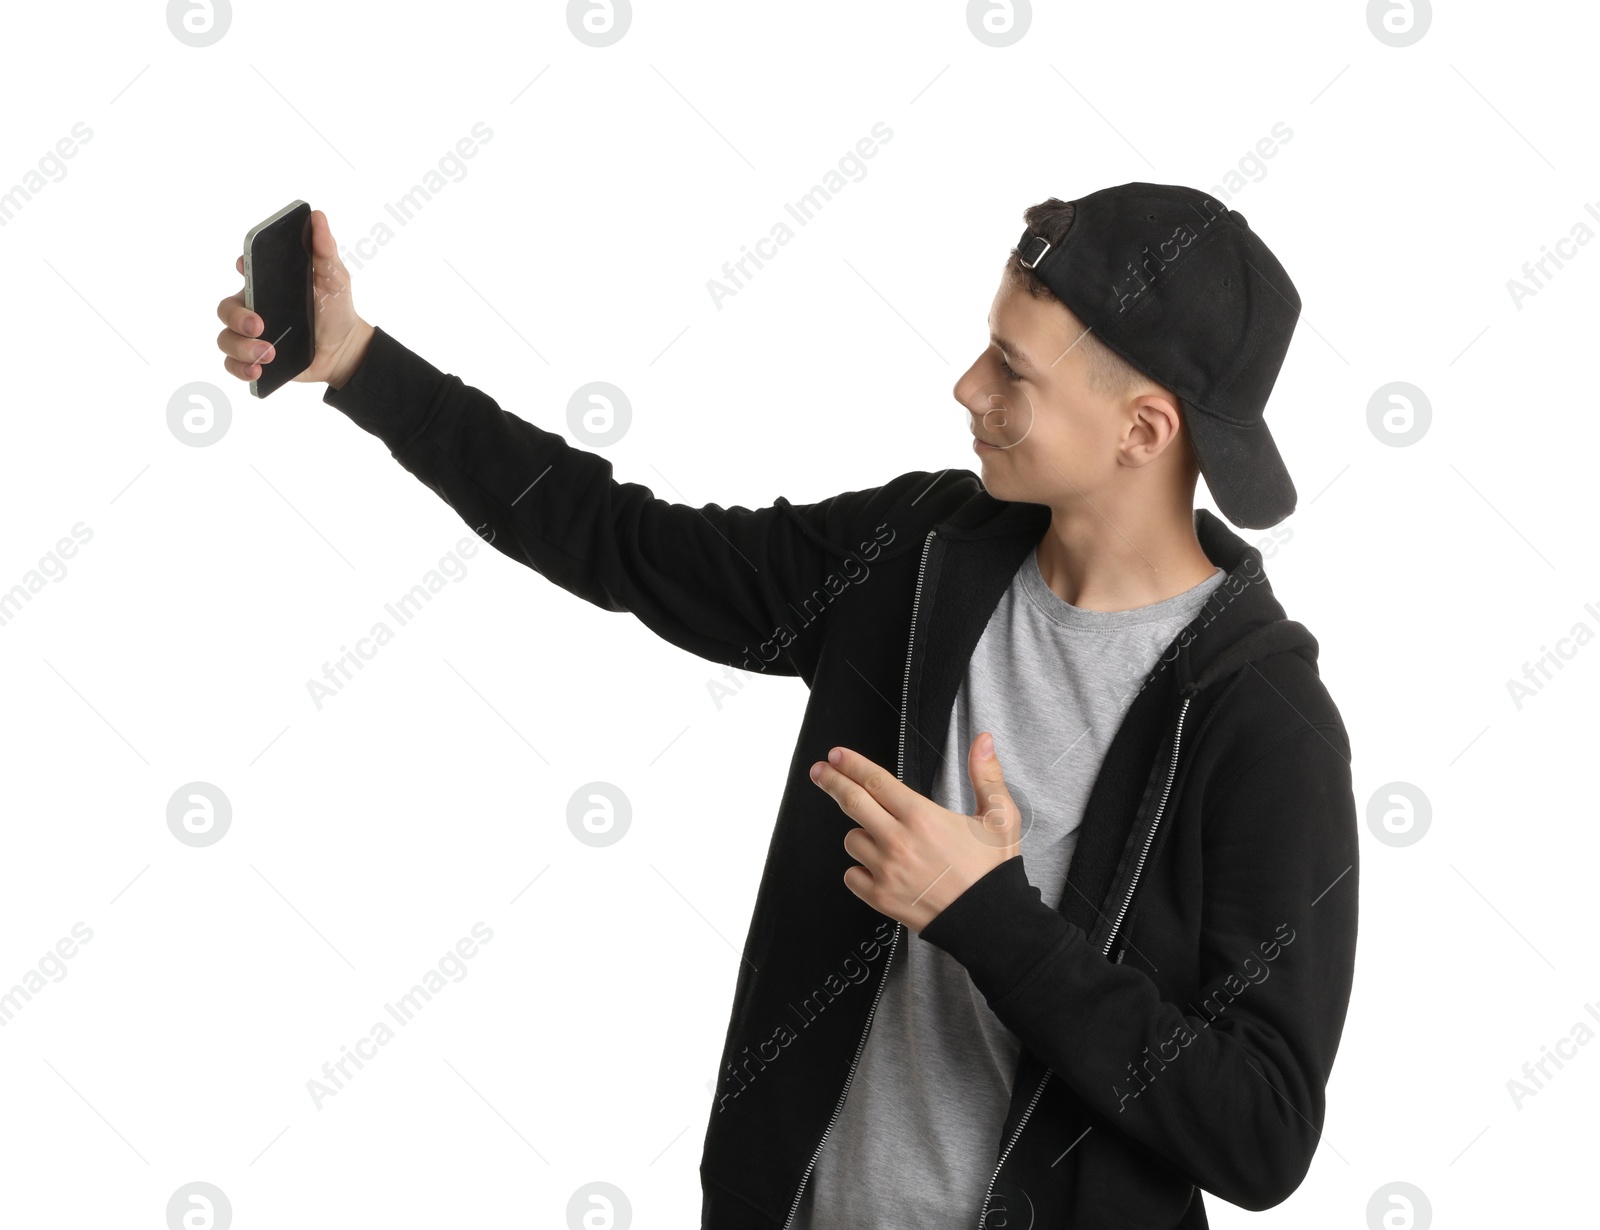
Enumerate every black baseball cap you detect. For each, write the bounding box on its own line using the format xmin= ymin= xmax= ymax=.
xmin=1015 ymin=182 xmax=1301 ymax=530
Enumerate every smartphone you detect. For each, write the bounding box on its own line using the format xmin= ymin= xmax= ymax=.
xmin=242 ymin=200 xmax=315 ymax=397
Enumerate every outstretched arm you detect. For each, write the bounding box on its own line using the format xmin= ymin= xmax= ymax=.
xmin=216 ymin=214 xmax=926 ymax=681
xmin=320 ymin=325 xmax=918 ymax=680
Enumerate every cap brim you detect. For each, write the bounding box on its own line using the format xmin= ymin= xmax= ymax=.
xmin=1181 ymin=398 xmax=1297 ymax=530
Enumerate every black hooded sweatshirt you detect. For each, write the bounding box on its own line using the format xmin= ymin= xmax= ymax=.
xmin=323 ymin=326 xmax=1360 ymax=1230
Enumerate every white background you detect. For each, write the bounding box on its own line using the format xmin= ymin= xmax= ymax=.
xmin=0 ymin=1 xmax=1594 ymax=1227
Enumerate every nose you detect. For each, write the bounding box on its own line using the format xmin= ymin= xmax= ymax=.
xmin=952 ymin=356 xmax=987 ymax=420
xmin=955 ymin=362 xmax=1008 ymax=438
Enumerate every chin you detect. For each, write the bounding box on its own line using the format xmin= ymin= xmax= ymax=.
xmin=976 ymin=466 xmax=1017 ymax=502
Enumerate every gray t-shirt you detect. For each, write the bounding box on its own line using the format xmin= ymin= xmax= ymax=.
xmin=794 ymin=546 xmax=1226 ymax=1229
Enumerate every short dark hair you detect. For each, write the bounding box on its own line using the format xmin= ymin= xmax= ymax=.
xmin=1004 ymin=198 xmax=1152 ymax=400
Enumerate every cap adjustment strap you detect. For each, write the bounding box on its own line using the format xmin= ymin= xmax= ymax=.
xmin=1019 ymin=233 xmax=1051 ymax=269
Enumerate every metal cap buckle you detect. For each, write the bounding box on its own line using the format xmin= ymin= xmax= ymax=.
xmin=1020 ymin=234 xmax=1051 ymax=269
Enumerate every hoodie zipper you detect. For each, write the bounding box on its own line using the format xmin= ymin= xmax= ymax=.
xmin=896 ymin=528 xmax=938 ymax=781
xmin=781 ymin=528 xmax=936 ymax=1230
xmin=974 ymin=692 xmax=1194 ymax=1229
xmin=1103 ymin=694 xmax=1193 ymax=959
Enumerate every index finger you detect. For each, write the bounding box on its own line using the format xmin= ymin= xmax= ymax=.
xmin=821 ymin=746 xmax=921 ymax=828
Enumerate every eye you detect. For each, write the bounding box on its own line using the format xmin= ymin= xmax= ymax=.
xmin=998 ymin=355 xmax=1022 ymax=382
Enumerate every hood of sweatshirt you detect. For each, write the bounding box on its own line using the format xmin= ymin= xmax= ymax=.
xmin=934 ymin=477 xmax=1316 ymax=681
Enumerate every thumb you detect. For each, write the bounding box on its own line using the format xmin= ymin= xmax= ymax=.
xmin=309 ymin=208 xmax=340 ymax=263
xmin=967 ymin=732 xmax=1020 ymax=851
xmin=307 ymin=209 xmax=358 ymax=335
xmin=309 ymin=210 xmax=353 ymax=304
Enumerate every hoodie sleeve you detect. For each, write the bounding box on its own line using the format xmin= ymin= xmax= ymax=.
xmin=918 ymin=717 xmax=1359 ymax=1212
xmin=322 ymin=326 xmax=919 ymax=680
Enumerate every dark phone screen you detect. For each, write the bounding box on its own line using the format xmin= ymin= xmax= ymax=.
xmin=248 ymin=202 xmax=314 ymax=397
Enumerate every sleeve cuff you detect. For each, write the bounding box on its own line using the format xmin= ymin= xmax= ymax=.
xmin=917 ymin=854 xmax=1077 ymax=1005
xmin=321 ymin=325 xmax=450 ymax=453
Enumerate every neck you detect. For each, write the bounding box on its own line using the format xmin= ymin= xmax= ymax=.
xmin=1033 ymin=490 xmax=1216 ymax=613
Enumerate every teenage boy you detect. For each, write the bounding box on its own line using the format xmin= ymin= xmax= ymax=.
xmin=214 ymin=180 xmax=1358 ymax=1229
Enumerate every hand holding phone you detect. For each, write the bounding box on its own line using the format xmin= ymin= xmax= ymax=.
xmin=219 ymin=204 xmax=373 ymax=393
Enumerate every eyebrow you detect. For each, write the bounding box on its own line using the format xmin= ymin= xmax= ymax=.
xmin=989 ymin=333 xmax=1035 ymax=369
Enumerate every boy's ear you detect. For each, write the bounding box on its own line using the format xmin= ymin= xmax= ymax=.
xmin=1121 ymin=390 xmax=1186 ymax=467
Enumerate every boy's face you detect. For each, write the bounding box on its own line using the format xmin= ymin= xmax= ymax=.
xmin=953 ymin=276 xmax=1174 ymax=509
